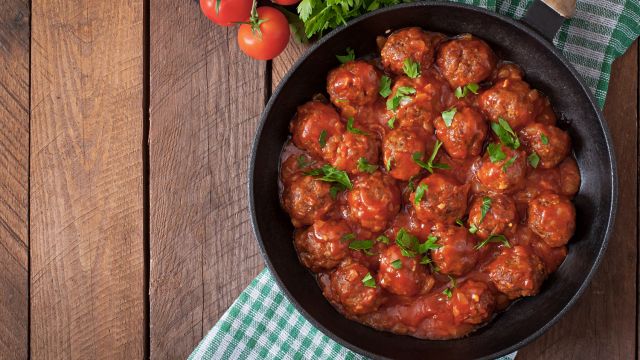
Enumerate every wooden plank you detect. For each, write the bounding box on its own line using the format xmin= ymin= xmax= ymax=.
xmin=149 ymin=2 xmax=266 ymax=358
xmin=519 ymin=40 xmax=638 ymax=359
xmin=0 ymin=1 xmax=29 ymax=357
xmin=30 ymin=1 xmax=145 ymax=358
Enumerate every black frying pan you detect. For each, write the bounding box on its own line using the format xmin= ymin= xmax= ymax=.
xmin=249 ymin=1 xmax=618 ymax=359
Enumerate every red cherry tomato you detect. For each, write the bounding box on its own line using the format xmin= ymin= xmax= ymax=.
xmin=238 ymin=7 xmax=290 ymax=60
xmin=271 ymin=0 xmax=301 ymax=4
xmin=200 ymin=0 xmax=252 ymax=26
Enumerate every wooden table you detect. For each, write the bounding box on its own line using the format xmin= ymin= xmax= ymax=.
xmin=0 ymin=1 xmax=637 ymax=359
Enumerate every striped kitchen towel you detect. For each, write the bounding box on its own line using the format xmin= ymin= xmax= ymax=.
xmin=191 ymin=0 xmax=639 ymax=359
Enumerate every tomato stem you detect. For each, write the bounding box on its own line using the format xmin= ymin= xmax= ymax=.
xmin=248 ymin=0 xmax=266 ymax=38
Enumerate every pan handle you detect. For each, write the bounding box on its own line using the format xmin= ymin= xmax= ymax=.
xmin=522 ymin=0 xmax=576 ymax=41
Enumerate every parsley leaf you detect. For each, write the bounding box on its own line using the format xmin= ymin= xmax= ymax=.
xmin=395 ymin=229 xmax=419 ymax=257
xmin=402 ymin=58 xmax=421 ymax=79
xmin=454 ymin=83 xmax=480 ymax=99
xmin=386 ymin=86 xmax=416 ymax=111
xmin=442 ymin=287 xmax=453 ymax=298
xmin=487 ymin=143 xmax=506 ymax=163
xmin=336 ymin=47 xmax=355 ymax=63
xmin=441 ymin=107 xmax=457 ymax=127
xmin=387 ymin=116 xmax=396 ymax=129
xmin=391 ymin=259 xmax=402 ymax=269
xmin=528 ymin=152 xmax=540 ymax=168
xmin=379 ymin=75 xmax=392 ymax=97
xmin=376 ymin=235 xmax=390 ymax=245
xmin=414 ymin=183 xmax=428 ymax=205
xmin=413 ymin=140 xmax=450 ymax=173
xmin=361 ymin=272 xmax=376 ymax=288
xmin=357 ymin=158 xmax=377 ymax=173
xmin=540 ymin=133 xmax=549 ymax=145
xmin=455 ymin=219 xmax=465 ymax=227
xmin=349 ymin=239 xmax=374 ymax=255
xmin=475 ymin=234 xmax=511 ymax=249
xmin=502 ymin=154 xmax=518 ymax=172
xmin=385 ymin=157 xmax=392 ymax=172
xmin=491 ymin=118 xmax=520 ymax=150
xmin=341 ymin=233 xmax=356 ymax=243
xmin=469 ymin=223 xmax=479 ymax=234
xmin=480 ymin=197 xmax=492 ymax=223
xmin=407 ymin=177 xmax=416 ymax=192
xmin=442 ymin=276 xmax=457 ymax=298
xmin=346 ymin=117 xmax=366 ymax=135
xmin=319 ymin=130 xmax=328 ymax=148
xmin=306 ymin=164 xmax=352 ymax=189
xmin=329 ymin=184 xmax=345 ymax=199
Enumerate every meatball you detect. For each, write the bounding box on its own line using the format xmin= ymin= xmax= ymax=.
xmin=354 ymin=99 xmax=393 ymax=135
xmin=327 ymin=60 xmax=380 ymax=117
xmin=282 ymin=175 xmax=335 ymax=227
xmin=431 ymin=224 xmax=478 ymax=276
xmin=378 ymin=245 xmax=434 ymax=296
xmin=280 ymin=153 xmax=315 ymax=186
xmin=492 ymin=62 xmax=524 ymax=82
xmin=434 ymin=106 xmax=488 ymax=159
xmin=381 ymin=27 xmax=444 ymax=75
xmin=382 ymin=128 xmax=428 ymax=180
xmin=486 ymin=245 xmax=546 ymax=299
xmin=527 ymin=193 xmax=576 ymax=247
xmin=520 ymin=123 xmax=571 ymax=169
xmin=476 ymin=144 xmax=527 ymax=193
xmin=290 ymin=101 xmax=345 ymax=159
xmin=330 ymin=262 xmax=382 ymax=315
xmin=294 ymin=220 xmax=351 ymax=272
xmin=347 ymin=172 xmax=401 ymax=232
xmin=467 ymin=194 xmax=518 ymax=239
xmin=478 ymin=78 xmax=541 ymax=130
xmin=558 ymin=157 xmax=581 ymax=196
xmin=436 ymin=34 xmax=497 ymax=88
xmin=323 ymin=131 xmax=379 ymax=174
xmin=450 ymin=280 xmax=495 ymax=325
xmin=391 ymin=72 xmax=451 ymax=133
xmin=531 ymin=238 xmax=568 ymax=273
xmin=410 ymin=174 xmax=469 ymax=224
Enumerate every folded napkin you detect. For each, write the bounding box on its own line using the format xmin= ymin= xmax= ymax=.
xmin=191 ymin=0 xmax=639 ymax=358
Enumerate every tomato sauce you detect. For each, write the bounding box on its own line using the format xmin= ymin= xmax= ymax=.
xmin=278 ymin=27 xmax=579 ymax=339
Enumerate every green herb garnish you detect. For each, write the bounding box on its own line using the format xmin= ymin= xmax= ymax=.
xmin=540 ymin=133 xmax=549 ymax=145
xmin=454 ymin=83 xmax=480 ymax=99
xmin=379 ymin=75 xmax=392 ymax=97
xmin=336 ymin=47 xmax=355 ymax=63
xmin=319 ymin=130 xmax=328 ymax=148
xmin=412 ymin=140 xmax=450 ymax=173
xmin=528 ymin=152 xmax=540 ymax=168
xmin=357 ymin=157 xmax=377 ymax=173
xmin=346 ymin=117 xmax=366 ymax=135
xmin=402 ymin=58 xmax=421 ymax=79
xmin=297 ymin=155 xmax=310 ymax=168
xmin=306 ymin=164 xmax=352 ymax=189
xmin=376 ymin=235 xmax=390 ymax=245
xmin=349 ymin=239 xmax=374 ymax=255
xmin=475 ymin=234 xmax=511 ymax=249
xmin=391 ymin=259 xmax=403 ymax=269
xmin=487 ymin=143 xmax=506 ymax=163
xmin=341 ymin=233 xmax=356 ymax=243
xmin=480 ymin=197 xmax=492 ymax=223
xmin=386 ymin=86 xmax=416 ymax=111
xmin=491 ymin=118 xmax=520 ymax=149
xmin=414 ymin=183 xmax=428 ymax=205
xmin=385 ymin=157 xmax=392 ymax=172
xmin=442 ymin=275 xmax=457 ymax=298
xmin=441 ymin=107 xmax=457 ymax=127
xmin=387 ymin=116 xmax=396 ymax=129
xmin=502 ymin=154 xmax=518 ymax=172
xmin=361 ymin=272 xmax=376 ymax=288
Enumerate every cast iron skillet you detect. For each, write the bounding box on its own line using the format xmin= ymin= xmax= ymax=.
xmin=249 ymin=1 xmax=618 ymax=359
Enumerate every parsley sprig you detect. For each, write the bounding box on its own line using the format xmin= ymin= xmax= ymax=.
xmin=412 ymin=140 xmax=450 ymax=173
xmin=491 ymin=118 xmax=520 ymax=149
xmin=475 ymin=234 xmax=511 ymax=249
xmin=386 ymin=86 xmax=416 ymax=111
xmin=306 ymin=165 xmax=352 ymax=189
xmin=395 ymin=229 xmax=441 ymax=265
xmin=414 ymin=183 xmax=428 ymax=205
xmin=454 ymin=83 xmax=480 ymax=99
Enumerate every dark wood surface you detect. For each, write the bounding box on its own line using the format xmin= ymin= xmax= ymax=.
xmin=0 ymin=0 xmax=637 ymax=358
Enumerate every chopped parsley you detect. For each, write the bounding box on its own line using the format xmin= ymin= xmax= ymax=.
xmin=454 ymin=83 xmax=480 ymax=99
xmin=540 ymin=133 xmax=549 ymax=145
xmin=455 ymin=219 xmax=465 ymax=227
xmin=475 ymin=234 xmax=511 ymax=250
xmin=349 ymin=239 xmax=374 ymax=255
xmin=442 ymin=276 xmax=457 ymax=298
xmin=361 ymin=272 xmax=376 ymax=288
xmin=329 ymin=184 xmax=345 ymax=199
xmin=319 ymin=130 xmax=328 ymax=148
xmin=491 ymin=118 xmax=520 ymax=150
xmin=385 ymin=157 xmax=392 ymax=172
xmin=414 ymin=183 xmax=428 ymax=205
xmin=336 ymin=47 xmax=355 ymax=63
xmin=487 ymin=143 xmax=506 ymax=163
xmin=502 ymin=154 xmax=518 ymax=172
xmin=376 ymin=235 xmax=390 ymax=245
xmin=480 ymin=197 xmax=492 ymax=223
xmin=412 ymin=140 xmax=450 ymax=173
xmin=305 ymin=164 xmax=352 ymax=189
xmin=341 ymin=233 xmax=356 ymax=243
xmin=379 ymin=75 xmax=392 ymax=97
xmin=441 ymin=107 xmax=457 ymax=127
xmin=468 ymin=223 xmax=479 ymax=234
xmin=402 ymin=58 xmax=421 ymax=79
xmin=357 ymin=157 xmax=377 ymax=173
xmin=387 ymin=116 xmax=396 ymax=129
xmin=390 ymin=259 xmax=403 ymax=269
xmin=386 ymin=86 xmax=416 ymax=111
xmin=418 ymin=235 xmax=441 ymax=265
xmin=346 ymin=117 xmax=366 ymax=135
xmin=528 ymin=152 xmax=540 ymax=168
xmin=407 ymin=177 xmax=416 ymax=192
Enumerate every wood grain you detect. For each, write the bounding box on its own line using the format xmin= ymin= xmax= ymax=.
xmin=518 ymin=40 xmax=639 ymax=360
xmin=149 ymin=1 xmax=265 ymax=358
xmin=30 ymin=1 xmax=145 ymax=358
xmin=0 ymin=0 xmax=29 ymax=358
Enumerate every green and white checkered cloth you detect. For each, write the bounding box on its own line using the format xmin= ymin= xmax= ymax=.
xmin=190 ymin=1 xmax=639 ymax=359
